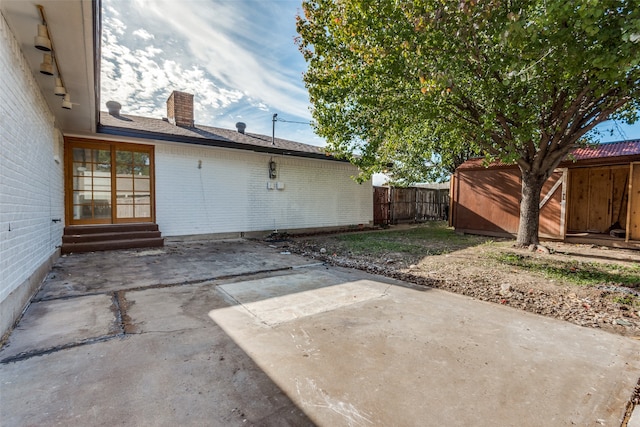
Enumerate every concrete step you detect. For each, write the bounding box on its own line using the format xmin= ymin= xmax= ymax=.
xmin=62 ymin=230 xmax=161 ymax=244
xmin=61 ymin=237 xmax=165 ymax=254
xmin=61 ymin=223 xmax=164 ymax=254
xmin=64 ymin=223 xmax=159 ymax=235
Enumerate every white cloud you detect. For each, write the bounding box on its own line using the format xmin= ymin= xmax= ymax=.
xmin=132 ymin=28 xmax=154 ymax=40
xmin=101 ymin=0 xmax=323 ymax=145
xmin=133 ymin=0 xmax=312 ymax=119
xmin=101 ymin=15 xmax=243 ymax=119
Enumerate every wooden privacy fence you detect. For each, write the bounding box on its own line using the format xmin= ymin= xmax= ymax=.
xmin=374 ymin=186 xmax=450 ymax=225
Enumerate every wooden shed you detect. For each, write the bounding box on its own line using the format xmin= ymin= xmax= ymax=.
xmin=450 ymin=140 xmax=640 ymax=249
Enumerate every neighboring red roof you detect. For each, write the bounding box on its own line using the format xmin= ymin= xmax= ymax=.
xmin=457 ymin=140 xmax=640 ymax=171
xmin=571 ymin=140 xmax=640 ymax=160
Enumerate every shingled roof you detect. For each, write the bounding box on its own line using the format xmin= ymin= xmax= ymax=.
xmin=98 ymin=111 xmax=337 ymax=161
xmin=457 ymin=139 xmax=640 ymax=170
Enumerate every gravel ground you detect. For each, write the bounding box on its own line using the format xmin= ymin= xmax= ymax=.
xmin=272 ymin=230 xmax=640 ymax=338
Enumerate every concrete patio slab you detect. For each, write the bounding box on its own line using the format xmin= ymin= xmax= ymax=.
xmin=0 ymin=327 xmax=311 ymax=426
xmin=209 ymin=266 xmax=640 ymax=427
xmin=0 ymin=294 xmax=116 ymax=360
xmin=1 ymin=240 xmax=639 ymax=426
xmin=218 ymin=270 xmax=390 ymax=326
xmin=36 ymin=240 xmax=310 ymax=300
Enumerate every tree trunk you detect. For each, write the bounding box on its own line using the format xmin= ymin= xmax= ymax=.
xmin=516 ymin=169 xmax=548 ymax=246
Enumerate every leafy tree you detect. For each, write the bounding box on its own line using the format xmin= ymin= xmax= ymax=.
xmin=296 ymin=0 xmax=640 ymax=246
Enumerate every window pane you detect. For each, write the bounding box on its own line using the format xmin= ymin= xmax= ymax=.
xmin=72 ymin=148 xmax=91 ymax=162
xmin=96 ymin=149 xmax=111 ymax=163
xmin=116 ymin=177 xmax=133 ymax=193
xmin=134 ymin=178 xmax=150 ymax=192
xmin=116 ymin=164 xmax=133 ymax=175
xmin=73 ymin=162 xmax=92 ymax=174
xmin=133 ymin=165 xmax=150 ymax=177
xmin=116 ymin=151 xmax=133 ymax=175
xmin=73 ymin=205 xmax=93 ymax=220
xmin=93 ymin=177 xmax=111 ymax=191
xmin=117 ymin=202 xmax=134 ymax=218
xmin=93 ymin=191 xmax=111 ymax=203
xmin=72 ymin=191 xmax=92 ymax=203
xmin=96 ymin=162 xmax=111 ymax=173
xmin=118 ymin=191 xmax=134 ymax=199
xmin=116 ymin=150 xmax=133 ymax=163
xmin=94 ymin=201 xmax=111 ymax=218
xmin=135 ymin=204 xmax=151 ymax=218
xmin=133 ymin=152 xmax=149 ymax=166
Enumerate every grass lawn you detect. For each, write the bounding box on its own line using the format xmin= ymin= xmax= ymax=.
xmin=331 ymin=222 xmax=640 ymax=291
xmin=334 ymin=221 xmax=492 ymax=256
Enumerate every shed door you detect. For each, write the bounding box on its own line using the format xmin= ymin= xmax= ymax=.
xmin=587 ymin=168 xmax=612 ymax=233
xmin=567 ymin=166 xmax=625 ymax=233
xmin=628 ymin=162 xmax=640 ymax=241
xmin=539 ymin=168 xmax=567 ymax=239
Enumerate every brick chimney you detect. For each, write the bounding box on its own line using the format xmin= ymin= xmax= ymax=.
xmin=166 ymin=91 xmax=194 ymax=127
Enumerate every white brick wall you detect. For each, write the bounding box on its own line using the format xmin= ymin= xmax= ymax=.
xmin=154 ymin=142 xmax=372 ymax=236
xmin=0 ymin=12 xmax=64 ymax=305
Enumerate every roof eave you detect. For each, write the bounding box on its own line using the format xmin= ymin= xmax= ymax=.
xmin=97 ymin=124 xmax=347 ymax=162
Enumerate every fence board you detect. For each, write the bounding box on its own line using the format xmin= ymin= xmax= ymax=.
xmin=374 ymin=186 xmax=449 ymax=224
xmin=373 ymin=187 xmax=390 ymax=225
xmin=391 ymin=187 xmax=416 ymax=223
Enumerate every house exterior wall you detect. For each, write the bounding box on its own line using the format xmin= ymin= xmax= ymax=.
xmin=0 ymin=12 xmax=64 ymax=337
xmin=154 ymin=142 xmax=372 ymax=236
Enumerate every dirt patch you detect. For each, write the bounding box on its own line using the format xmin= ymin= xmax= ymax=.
xmin=275 ymin=228 xmax=640 ymax=338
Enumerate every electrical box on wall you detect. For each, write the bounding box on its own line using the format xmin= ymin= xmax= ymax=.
xmin=276 ymin=182 xmax=285 ymax=190
xmin=267 ymin=182 xmax=275 ymax=190
xmin=269 ymin=160 xmax=277 ymax=179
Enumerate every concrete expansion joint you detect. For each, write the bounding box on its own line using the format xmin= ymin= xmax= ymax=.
xmin=33 ymin=266 xmax=298 ymax=304
xmin=112 ymin=291 xmax=128 ymax=335
xmin=0 ymin=334 xmax=124 ymax=365
xmin=621 ymin=377 xmax=640 ymax=427
xmin=133 ymin=327 xmax=209 ymax=336
xmin=34 ymin=291 xmax=113 ymax=303
xmin=291 ymin=262 xmax=326 ymax=269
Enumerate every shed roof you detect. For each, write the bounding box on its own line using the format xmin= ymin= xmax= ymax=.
xmin=98 ymin=112 xmax=337 ymax=161
xmin=456 ymin=139 xmax=640 ymax=171
xmin=571 ymin=139 xmax=640 ymax=160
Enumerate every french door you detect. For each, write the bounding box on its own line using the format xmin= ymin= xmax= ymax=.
xmin=65 ymin=138 xmax=155 ymax=225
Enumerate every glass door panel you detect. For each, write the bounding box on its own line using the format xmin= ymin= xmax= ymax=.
xmin=115 ymin=149 xmax=153 ymax=221
xmin=71 ymin=147 xmax=112 ymax=222
xmin=66 ymin=140 xmax=154 ymax=225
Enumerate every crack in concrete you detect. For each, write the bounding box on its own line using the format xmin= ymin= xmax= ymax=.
xmin=2 ymin=264 xmax=328 ymax=364
xmin=111 ymin=292 xmax=126 ymax=335
xmin=33 ymin=266 xmax=297 ymax=303
xmin=0 ymin=334 xmax=125 ymax=364
xmin=132 ymin=327 xmax=211 ymax=335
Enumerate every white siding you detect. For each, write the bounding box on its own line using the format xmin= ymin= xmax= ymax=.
xmin=154 ymin=142 xmax=372 ymax=236
xmin=0 ymin=13 xmax=64 ymax=306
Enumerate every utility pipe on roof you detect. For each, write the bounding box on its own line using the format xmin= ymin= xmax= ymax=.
xmin=272 ymin=113 xmax=277 ymax=145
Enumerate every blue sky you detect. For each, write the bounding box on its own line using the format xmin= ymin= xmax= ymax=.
xmin=100 ymin=0 xmax=640 ymax=148
xmin=101 ymin=0 xmax=321 ymax=145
